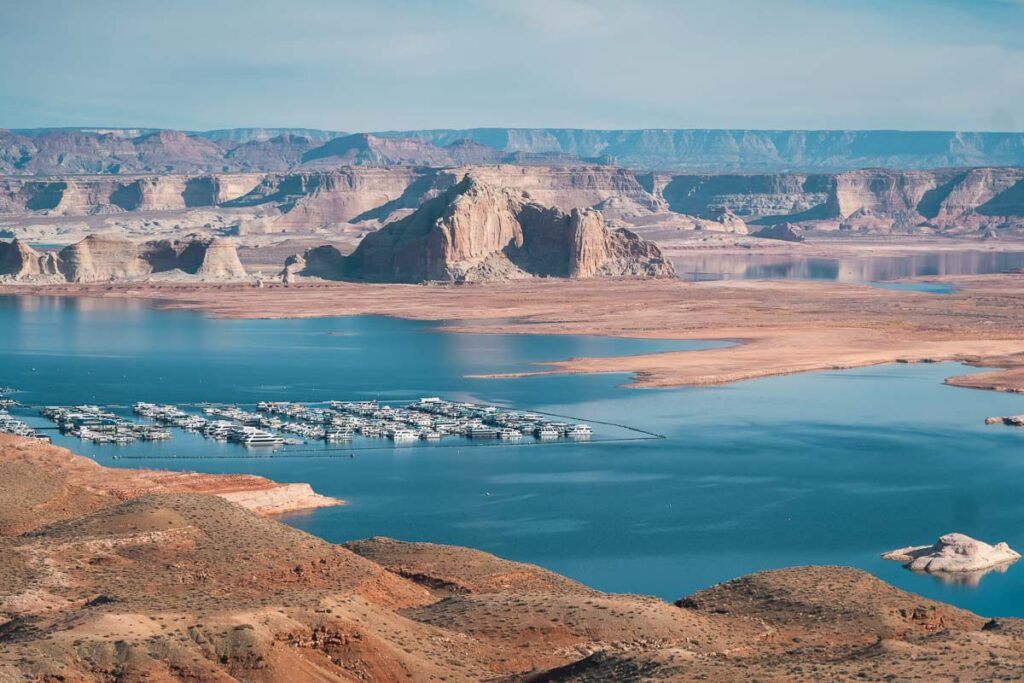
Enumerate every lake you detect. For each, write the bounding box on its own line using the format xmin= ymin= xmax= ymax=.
xmin=672 ymin=249 xmax=1024 ymax=290
xmin=2 ymin=294 xmax=1024 ymax=617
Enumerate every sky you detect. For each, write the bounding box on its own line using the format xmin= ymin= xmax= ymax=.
xmin=1 ymin=0 xmax=1021 ymax=132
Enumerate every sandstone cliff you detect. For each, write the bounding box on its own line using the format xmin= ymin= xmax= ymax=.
xmin=0 ymin=239 xmax=61 ymax=279
xmin=3 ymin=165 xmax=1022 ymax=236
xmin=0 ymin=173 xmax=263 ymax=216
xmin=293 ymin=176 xmax=674 ymax=282
xmin=657 ymin=167 xmax=1024 ymax=232
xmin=56 ymin=234 xmax=247 ymax=283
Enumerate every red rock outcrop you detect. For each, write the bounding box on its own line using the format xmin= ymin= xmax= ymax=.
xmin=56 ymin=234 xmax=247 ymax=282
xmin=0 ymin=238 xmax=61 ymax=279
xmin=753 ymin=222 xmax=806 ymax=242
xmin=292 ymin=176 xmax=674 ymax=282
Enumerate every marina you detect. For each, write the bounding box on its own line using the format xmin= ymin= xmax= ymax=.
xmin=18 ymin=396 xmax=602 ymax=453
xmin=0 ymin=388 xmax=49 ymax=441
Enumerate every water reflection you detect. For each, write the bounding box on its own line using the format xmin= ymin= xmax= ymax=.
xmin=673 ymin=250 xmax=1024 ymax=283
xmin=910 ymin=560 xmax=1018 ymax=588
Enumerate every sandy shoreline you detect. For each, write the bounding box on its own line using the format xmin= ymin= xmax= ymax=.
xmin=0 ymin=435 xmax=343 ymax=525
xmin=4 ymin=271 xmax=1024 ymax=394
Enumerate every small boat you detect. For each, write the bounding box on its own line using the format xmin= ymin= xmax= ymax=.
xmin=567 ymin=424 xmax=593 ymax=439
xmin=535 ymin=426 xmax=559 ymax=439
xmin=468 ymin=425 xmax=498 ymax=439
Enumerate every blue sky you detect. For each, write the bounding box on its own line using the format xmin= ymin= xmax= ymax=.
xmin=1 ymin=0 xmax=1021 ymax=131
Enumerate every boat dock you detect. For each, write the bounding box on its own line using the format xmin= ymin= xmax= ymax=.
xmin=25 ymin=396 xmax=595 ymax=451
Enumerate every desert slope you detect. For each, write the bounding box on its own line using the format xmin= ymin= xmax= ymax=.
xmin=3 ymin=436 xmax=1024 ymax=681
xmin=0 ymin=435 xmax=340 ymax=534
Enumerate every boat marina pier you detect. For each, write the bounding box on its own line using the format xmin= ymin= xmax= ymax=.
xmin=6 ymin=396 xmax=611 ymax=452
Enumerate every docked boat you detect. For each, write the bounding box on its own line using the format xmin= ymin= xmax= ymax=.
xmin=468 ymin=425 xmax=498 ymax=439
xmin=325 ymin=428 xmax=354 ymax=441
xmin=388 ymin=428 xmax=418 ymax=441
xmin=535 ymin=425 xmax=560 ymax=439
xmin=227 ymin=426 xmax=285 ymax=447
xmin=567 ymin=424 xmax=593 ymax=439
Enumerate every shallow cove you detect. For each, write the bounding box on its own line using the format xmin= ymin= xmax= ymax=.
xmin=2 ymin=295 xmax=1024 ymax=617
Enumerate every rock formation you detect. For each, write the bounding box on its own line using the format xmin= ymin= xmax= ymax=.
xmin=0 ymin=173 xmax=263 ymax=216
xmin=986 ymin=414 xmax=1024 ymax=426
xmin=659 ymin=167 xmax=1024 ymax=232
xmin=883 ymin=533 xmax=1021 ymax=573
xmin=223 ymin=133 xmax=315 ymax=171
xmin=57 ymin=234 xmax=150 ymax=281
xmin=289 ymin=176 xmax=674 ymax=282
xmin=54 ymin=234 xmax=247 ymax=283
xmin=840 ymin=207 xmax=894 ymax=232
xmin=0 ymin=238 xmax=61 ymax=279
xmin=753 ymin=222 xmax=806 ymax=242
xmin=3 ymin=165 xmax=1022 ymax=235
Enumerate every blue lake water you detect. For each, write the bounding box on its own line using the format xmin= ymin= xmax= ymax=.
xmin=673 ymin=249 xmax=1024 ymax=294
xmin=2 ymin=295 xmax=1024 ymax=617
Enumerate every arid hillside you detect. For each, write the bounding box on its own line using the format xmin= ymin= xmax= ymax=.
xmin=3 ymin=435 xmax=1024 ymax=681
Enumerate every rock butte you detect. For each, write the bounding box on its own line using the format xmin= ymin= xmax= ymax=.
xmin=883 ymin=533 xmax=1021 ymax=574
xmin=6 ymin=435 xmax=1024 ymax=681
xmin=0 ymin=234 xmax=247 ymax=283
xmin=286 ymin=175 xmax=674 ymax=283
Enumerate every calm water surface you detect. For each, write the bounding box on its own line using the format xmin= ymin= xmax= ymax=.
xmin=673 ymin=249 xmax=1024 ymax=292
xmin=2 ymin=295 xmax=1024 ymax=616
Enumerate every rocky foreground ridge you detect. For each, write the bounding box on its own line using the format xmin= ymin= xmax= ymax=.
xmin=3 ymin=164 xmax=1022 ymax=236
xmin=3 ymin=434 xmax=1024 ymax=682
xmin=284 ymin=176 xmax=675 ymax=282
xmin=6 ymin=127 xmax=1024 ymax=173
xmin=0 ymin=234 xmax=247 ymax=283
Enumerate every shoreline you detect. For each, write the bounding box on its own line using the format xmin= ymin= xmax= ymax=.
xmin=0 ymin=435 xmax=343 ymax=523
xmin=3 ymin=273 xmax=1024 ymax=394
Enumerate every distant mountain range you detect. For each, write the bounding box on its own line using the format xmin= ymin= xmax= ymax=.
xmin=3 ymin=127 xmax=1024 ymax=174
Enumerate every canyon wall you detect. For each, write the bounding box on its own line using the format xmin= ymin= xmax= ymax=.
xmin=0 ymin=173 xmax=263 ymax=216
xmin=3 ymin=166 xmax=1022 ymax=234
